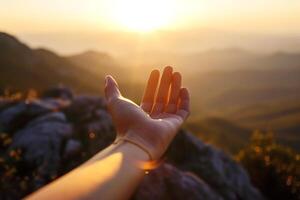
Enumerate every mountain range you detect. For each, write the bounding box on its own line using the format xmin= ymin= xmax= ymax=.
xmin=0 ymin=31 xmax=299 ymax=152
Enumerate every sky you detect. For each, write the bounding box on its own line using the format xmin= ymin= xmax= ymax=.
xmin=1 ymin=0 xmax=300 ymax=54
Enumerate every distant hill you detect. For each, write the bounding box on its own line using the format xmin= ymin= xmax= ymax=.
xmin=132 ymin=47 xmax=300 ymax=73
xmin=67 ymin=50 xmax=122 ymax=78
xmin=187 ymin=68 xmax=300 ymax=151
xmin=185 ymin=117 xmax=252 ymax=153
xmin=220 ymin=99 xmax=300 ymax=151
xmin=0 ymin=32 xmax=115 ymax=94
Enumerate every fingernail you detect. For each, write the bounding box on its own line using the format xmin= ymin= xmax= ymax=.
xmin=165 ymin=66 xmax=173 ymax=72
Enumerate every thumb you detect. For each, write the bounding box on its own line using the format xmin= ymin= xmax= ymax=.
xmin=104 ymin=75 xmax=121 ymax=103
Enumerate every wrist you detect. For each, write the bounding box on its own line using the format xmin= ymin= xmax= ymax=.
xmin=112 ymin=139 xmax=163 ymax=172
xmin=117 ymin=129 xmax=167 ymax=161
xmin=116 ymin=140 xmax=150 ymax=162
xmin=86 ymin=138 xmax=149 ymax=165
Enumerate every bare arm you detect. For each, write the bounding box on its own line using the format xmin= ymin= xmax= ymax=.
xmin=26 ymin=141 xmax=148 ymax=200
xmin=26 ymin=66 xmax=190 ymax=200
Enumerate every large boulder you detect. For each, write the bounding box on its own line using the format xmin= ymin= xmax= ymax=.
xmin=64 ymin=95 xmax=106 ymax=123
xmin=63 ymin=139 xmax=81 ymax=159
xmin=166 ymin=131 xmax=263 ymax=200
xmin=10 ymin=112 xmax=73 ymax=188
xmin=0 ymin=99 xmax=69 ymax=132
xmin=133 ymin=163 xmax=223 ymax=200
xmin=63 ymin=95 xmax=114 ymax=155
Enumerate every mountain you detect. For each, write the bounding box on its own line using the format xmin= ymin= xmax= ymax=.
xmin=67 ymin=50 xmax=118 ymax=75
xmin=68 ymin=50 xmax=129 ymax=82
xmin=130 ymin=47 xmax=300 ymax=73
xmin=0 ymin=32 xmax=113 ymax=94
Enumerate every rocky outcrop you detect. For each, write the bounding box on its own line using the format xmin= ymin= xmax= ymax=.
xmin=10 ymin=112 xmax=73 ymax=188
xmin=0 ymin=98 xmax=69 ymax=133
xmin=166 ymin=131 xmax=262 ymax=200
xmin=133 ymin=163 xmax=223 ymax=200
xmin=0 ymin=89 xmax=263 ymax=200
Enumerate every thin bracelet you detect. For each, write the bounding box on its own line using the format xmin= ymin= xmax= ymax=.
xmin=113 ymin=137 xmax=153 ymax=161
xmin=112 ymin=138 xmax=165 ymax=172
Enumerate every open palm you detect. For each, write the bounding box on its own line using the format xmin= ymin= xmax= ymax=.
xmin=105 ymin=67 xmax=190 ymax=160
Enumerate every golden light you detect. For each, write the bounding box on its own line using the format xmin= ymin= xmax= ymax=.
xmin=109 ymin=0 xmax=177 ymax=32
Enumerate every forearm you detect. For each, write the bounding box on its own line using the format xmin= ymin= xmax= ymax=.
xmin=26 ymin=141 xmax=149 ymax=200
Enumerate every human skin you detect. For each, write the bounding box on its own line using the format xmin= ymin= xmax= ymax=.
xmin=26 ymin=66 xmax=190 ymax=200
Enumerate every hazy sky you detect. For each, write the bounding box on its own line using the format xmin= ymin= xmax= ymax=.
xmin=1 ymin=0 xmax=300 ymax=54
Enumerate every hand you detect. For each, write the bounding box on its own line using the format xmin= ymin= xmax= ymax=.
xmin=104 ymin=66 xmax=190 ymax=160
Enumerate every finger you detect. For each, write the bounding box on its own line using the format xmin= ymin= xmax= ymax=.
xmin=104 ymin=75 xmax=121 ymax=104
xmin=151 ymin=66 xmax=173 ymax=115
xmin=140 ymin=69 xmax=160 ymax=113
xmin=166 ymin=72 xmax=181 ymax=113
xmin=176 ymin=88 xmax=190 ymax=120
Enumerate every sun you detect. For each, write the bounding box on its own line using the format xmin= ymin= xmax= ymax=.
xmin=110 ymin=0 xmax=177 ymax=32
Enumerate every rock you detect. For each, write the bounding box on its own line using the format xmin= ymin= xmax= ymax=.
xmin=133 ymin=163 xmax=223 ymax=200
xmin=27 ymin=112 xmax=68 ymax=127
xmin=73 ymin=114 xmax=114 ymax=156
xmin=64 ymin=95 xmax=106 ymax=123
xmin=42 ymin=86 xmax=73 ymax=100
xmin=166 ymin=130 xmax=263 ymax=200
xmin=63 ymin=139 xmax=81 ymax=158
xmin=41 ymin=98 xmax=70 ymax=110
xmin=0 ymin=98 xmax=19 ymax=113
xmin=85 ymin=109 xmax=113 ymax=133
xmin=10 ymin=112 xmax=73 ymax=187
xmin=94 ymin=109 xmax=112 ymax=121
xmin=81 ymin=118 xmax=115 ymax=153
xmin=0 ymin=99 xmax=68 ymax=132
xmin=63 ymin=95 xmax=114 ymax=154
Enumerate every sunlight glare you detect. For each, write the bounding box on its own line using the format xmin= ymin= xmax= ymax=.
xmin=110 ymin=0 xmax=177 ymax=32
